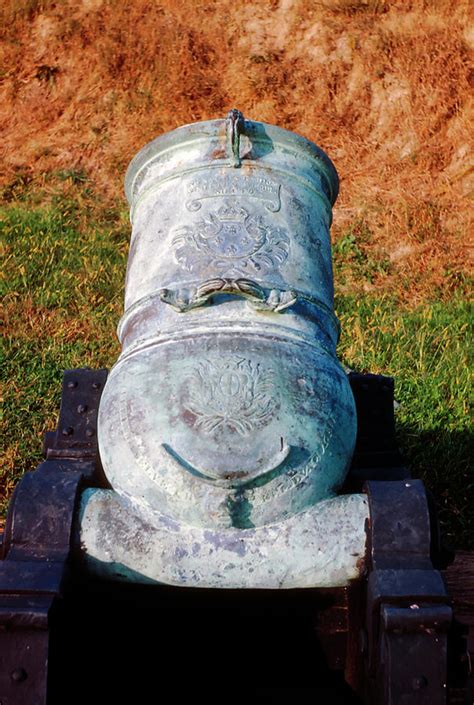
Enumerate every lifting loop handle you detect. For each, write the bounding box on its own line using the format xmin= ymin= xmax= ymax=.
xmin=226 ymin=109 xmax=245 ymax=168
xmin=159 ymin=277 xmax=298 ymax=313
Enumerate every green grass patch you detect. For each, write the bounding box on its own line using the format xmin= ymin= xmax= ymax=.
xmin=1 ymin=193 xmax=129 ymax=510
xmin=1 ymin=194 xmax=472 ymax=547
xmin=336 ymin=295 xmax=473 ymax=548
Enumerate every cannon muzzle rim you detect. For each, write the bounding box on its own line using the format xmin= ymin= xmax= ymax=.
xmin=124 ymin=113 xmax=339 ymax=209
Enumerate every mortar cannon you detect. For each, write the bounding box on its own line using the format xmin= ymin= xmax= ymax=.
xmin=0 ymin=112 xmax=462 ymax=704
xmin=79 ymin=109 xmax=367 ymax=588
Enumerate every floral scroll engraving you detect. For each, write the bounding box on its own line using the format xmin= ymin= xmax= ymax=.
xmin=183 ymin=357 xmax=278 ymax=436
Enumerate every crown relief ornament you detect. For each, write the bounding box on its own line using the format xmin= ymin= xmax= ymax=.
xmin=171 ymin=200 xmax=290 ymax=274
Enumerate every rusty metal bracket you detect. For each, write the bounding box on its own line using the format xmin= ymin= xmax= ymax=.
xmin=0 ymin=368 xmax=108 ymax=705
xmin=363 ymin=480 xmax=453 ymax=704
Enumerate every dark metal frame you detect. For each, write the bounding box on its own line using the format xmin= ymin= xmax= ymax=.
xmin=0 ymin=369 xmax=107 ymax=705
xmin=363 ymin=480 xmax=452 ymax=704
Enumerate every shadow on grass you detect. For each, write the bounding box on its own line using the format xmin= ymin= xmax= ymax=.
xmin=396 ymin=423 xmax=473 ymax=551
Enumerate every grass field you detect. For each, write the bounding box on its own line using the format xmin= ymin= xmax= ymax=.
xmin=1 ymin=178 xmax=472 ymax=547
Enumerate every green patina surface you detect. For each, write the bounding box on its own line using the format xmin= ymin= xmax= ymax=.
xmin=1 ymin=186 xmax=472 ymax=547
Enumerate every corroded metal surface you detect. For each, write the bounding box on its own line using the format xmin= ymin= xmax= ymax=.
xmin=76 ymin=110 xmax=367 ymax=587
xmin=79 ymin=490 xmax=368 ymax=589
xmin=98 ymin=111 xmax=357 ymax=534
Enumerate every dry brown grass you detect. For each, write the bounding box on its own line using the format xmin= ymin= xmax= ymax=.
xmin=0 ymin=0 xmax=472 ymax=301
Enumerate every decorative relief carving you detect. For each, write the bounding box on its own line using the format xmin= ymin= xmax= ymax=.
xmin=245 ymin=419 xmax=332 ymax=507
xmin=159 ymin=277 xmax=297 ymax=313
xmin=183 ymin=357 xmax=278 ymax=436
xmin=171 ymin=200 xmax=289 ymax=275
xmin=186 ymin=173 xmax=281 ymax=212
xmin=245 ymin=371 xmax=335 ymax=506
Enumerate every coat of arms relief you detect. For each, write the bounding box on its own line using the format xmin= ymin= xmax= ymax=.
xmin=171 ymin=200 xmax=290 ymax=275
